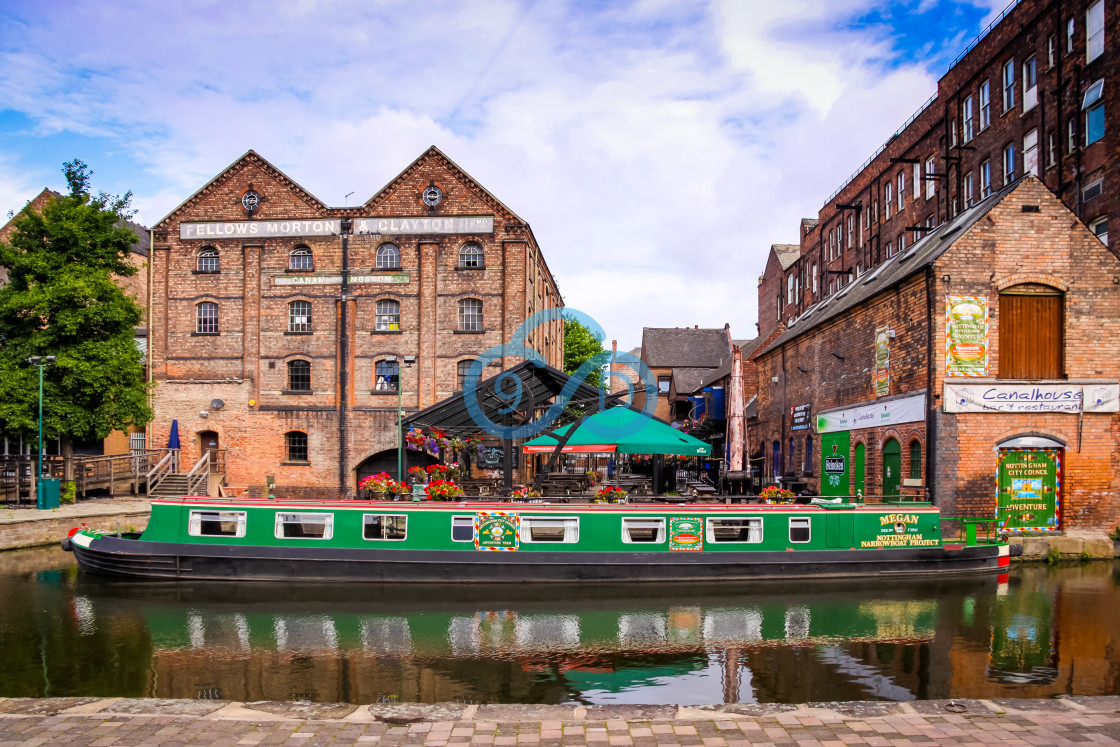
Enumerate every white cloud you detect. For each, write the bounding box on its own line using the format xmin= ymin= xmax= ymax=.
xmin=0 ymin=0 xmax=961 ymax=349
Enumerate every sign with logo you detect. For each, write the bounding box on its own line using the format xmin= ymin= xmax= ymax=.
xmin=874 ymin=327 xmax=891 ymax=397
xmin=474 ymin=512 xmax=520 ymax=550
xmin=179 ymin=215 xmax=494 ymax=240
xmin=273 ymin=273 xmax=410 ymax=286
xmin=817 ymin=394 xmax=926 ymax=434
xmin=668 ymin=517 xmax=704 ymax=551
xmin=858 ymin=512 xmax=940 ymax=548
xmin=819 ymin=431 xmax=850 ymax=496
xmin=997 ymin=449 xmax=1060 ymax=532
xmin=944 ymin=382 xmax=1120 ymax=413
xmin=945 ymin=296 xmax=990 ymax=377
xmin=790 ymin=403 xmax=812 ymax=432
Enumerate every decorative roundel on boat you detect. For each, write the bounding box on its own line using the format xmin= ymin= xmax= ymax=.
xmin=422 ymin=184 xmax=443 ymax=207
xmin=894 ymin=522 xmax=906 ymax=534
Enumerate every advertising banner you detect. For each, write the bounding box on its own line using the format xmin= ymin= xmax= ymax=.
xmin=668 ymin=517 xmax=704 ymax=551
xmin=996 ymin=449 xmax=1061 ymax=532
xmin=819 ymin=431 xmax=851 ymax=497
xmin=945 ymin=296 xmax=990 ymax=376
xmin=944 ymin=382 xmax=1120 ymax=413
xmin=817 ymin=394 xmax=926 ymax=434
xmin=790 ymin=403 xmax=812 ymax=431
xmin=474 ymin=512 xmax=520 ymax=550
xmin=874 ymin=327 xmax=891 ymax=397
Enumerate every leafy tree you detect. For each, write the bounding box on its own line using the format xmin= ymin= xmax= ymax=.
xmin=0 ymin=160 xmax=151 ymax=467
xmin=563 ymin=314 xmax=606 ymax=389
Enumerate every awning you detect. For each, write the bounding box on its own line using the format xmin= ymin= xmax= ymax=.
xmin=522 ymin=407 xmax=712 ymax=456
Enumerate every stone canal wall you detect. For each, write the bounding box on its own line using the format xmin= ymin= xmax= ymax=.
xmin=0 ymin=499 xmax=150 ymax=551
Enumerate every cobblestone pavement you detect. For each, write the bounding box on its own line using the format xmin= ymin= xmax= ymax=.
xmin=0 ymin=696 xmax=1117 ymax=746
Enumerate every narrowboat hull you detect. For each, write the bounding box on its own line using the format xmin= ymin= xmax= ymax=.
xmin=68 ymin=532 xmax=1009 ymax=583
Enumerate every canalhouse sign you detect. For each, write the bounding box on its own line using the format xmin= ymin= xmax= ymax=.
xmin=180 ymin=215 xmax=495 ymax=240
xmin=816 ymin=394 xmax=926 ymax=434
xmin=943 ymin=382 xmax=1120 ymax=414
xmin=273 ymin=273 xmax=409 ymax=286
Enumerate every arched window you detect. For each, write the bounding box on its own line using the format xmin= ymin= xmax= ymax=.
xmin=285 ymin=431 xmax=308 ymax=462
xmin=374 ymin=359 xmax=399 ymax=392
xmin=459 ymin=242 xmax=484 ymax=268
xmin=376 ymin=243 xmax=400 ymax=269
xmin=196 ymin=302 xmax=219 ymax=334
xmin=771 ymin=440 xmax=781 ymax=480
xmin=289 ymin=246 xmax=313 ymax=271
xmin=788 ymin=437 xmax=795 ymax=473
xmin=375 ymin=299 xmax=400 ymax=331
xmin=806 ymin=436 xmax=813 ymax=475
xmin=909 ymin=440 xmax=922 ymax=480
xmin=458 ymin=298 xmax=483 ymax=331
xmin=457 ymin=360 xmax=479 ymax=392
xmin=197 ymin=247 xmax=219 ymax=273
xmin=287 ymin=360 xmax=311 ymax=391
xmin=288 ymin=300 xmax=311 ymax=332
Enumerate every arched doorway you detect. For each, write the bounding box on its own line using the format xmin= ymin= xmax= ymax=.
xmin=198 ymin=430 xmax=219 ymax=472
xmin=854 ymin=442 xmax=865 ymax=498
xmin=882 ymin=438 xmax=901 ymax=498
xmin=355 ymin=448 xmax=438 ymax=488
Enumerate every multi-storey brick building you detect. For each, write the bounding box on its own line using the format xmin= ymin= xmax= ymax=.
xmin=750 ymin=177 xmax=1120 ymax=532
xmin=760 ymin=0 xmax=1115 ymax=326
xmin=148 ymin=147 xmax=563 ymax=499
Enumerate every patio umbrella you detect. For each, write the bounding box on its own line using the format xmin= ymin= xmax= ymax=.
xmin=167 ymin=419 xmax=180 ymax=449
xmin=522 ymin=407 xmax=711 ymax=456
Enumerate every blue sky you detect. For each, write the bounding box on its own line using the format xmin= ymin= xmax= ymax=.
xmin=0 ymin=0 xmax=1005 ymax=348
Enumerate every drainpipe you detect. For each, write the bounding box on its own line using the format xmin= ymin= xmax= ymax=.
xmin=338 ymin=218 xmax=352 ymax=498
xmin=780 ymin=344 xmax=787 ymax=477
xmin=148 ymin=228 xmax=154 ymax=451
xmin=925 ymin=265 xmax=937 ymax=506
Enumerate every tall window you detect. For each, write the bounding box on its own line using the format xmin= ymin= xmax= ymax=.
xmin=1047 ymin=34 xmax=1056 ymax=68
xmin=1084 ymin=79 xmax=1105 ymax=146
xmin=925 ymin=157 xmax=936 ymax=199
xmin=459 ymin=242 xmax=484 ymax=268
xmin=196 ymin=302 xmax=218 ymax=334
xmin=1002 ymin=59 xmax=1016 ymax=112
xmin=979 ymin=80 xmax=991 ymax=129
xmin=1068 ymin=118 xmax=1078 ymax=154
xmin=806 ymin=436 xmax=813 ymax=474
xmin=837 ymin=222 xmax=844 ymax=252
xmin=1003 ymin=143 xmax=1016 ymax=184
xmin=811 ymin=263 xmax=818 ymax=292
xmin=1086 ymin=0 xmax=1104 ymax=63
xmin=962 ymin=96 xmax=974 ymax=142
xmin=1048 ymin=131 xmax=1057 ymax=167
xmin=950 ymin=118 xmax=957 ymax=147
xmin=1024 ymin=129 xmax=1039 ymax=176
xmin=375 ymin=299 xmax=400 ymax=331
xmin=786 ymin=274 xmax=795 ymax=306
xmin=1022 ymin=56 xmax=1038 ymax=111
xmin=286 ymin=431 xmax=308 ymax=462
xmin=896 ymin=172 xmax=904 ymax=211
xmin=457 ymin=360 xmax=478 ymax=392
xmin=964 ymin=172 xmax=974 ymax=208
xmin=1067 ymin=17 xmax=1075 ymax=54
xmin=998 ymin=288 xmax=1064 ymax=379
xmin=289 ymin=246 xmax=313 ymax=271
xmin=197 ymin=247 xmax=219 ymax=273
xmin=847 ymin=215 xmax=854 ymax=247
xmin=376 ymin=243 xmax=400 ymax=269
xmin=287 ymin=360 xmax=311 ymax=391
xmin=980 ymin=159 xmax=992 ymax=198
xmin=458 ymin=298 xmax=483 ymax=331
xmin=788 ymin=437 xmax=795 ymax=473
xmin=909 ymin=441 xmax=922 ymax=480
xmin=1090 ymin=217 xmax=1109 ymax=246
xmin=771 ymin=440 xmax=781 ymax=479
xmin=288 ymin=301 xmax=311 ymax=332
xmin=374 ymin=359 xmax=399 ymax=392
xmin=912 ymin=162 xmax=920 ymax=200
xmin=884 ymin=183 xmax=892 ymax=219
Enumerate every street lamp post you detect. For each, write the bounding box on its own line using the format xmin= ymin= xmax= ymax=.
xmin=389 ymin=355 xmax=416 ymax=483
xmin=27 ymin=355 xmax=56 ymax=481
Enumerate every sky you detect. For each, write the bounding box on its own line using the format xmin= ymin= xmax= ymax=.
xmin=0 ymin=0 xmax=1008 ymax=351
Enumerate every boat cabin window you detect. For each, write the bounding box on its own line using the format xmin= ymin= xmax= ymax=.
xmin=521 ymin=517 xmax=579 ymax=543
xmin=706 ymin=517 xmax=763 ymax=543
xmin=275 ymin=512 xmax=334 ymax=540
xmin=789 ymin=517 xmax=811 ymax=543
xmin=451 ymin=516 xmax=474 ymax=542
xmin=189 ymin=510 xmax=246 ymax=538
xmin=364 ymin=514 xmax=407 ymax=541
xmin=622 ymin=517 xmax=665 ymax=543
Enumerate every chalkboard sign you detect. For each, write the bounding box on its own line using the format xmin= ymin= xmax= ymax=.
xmin=477 ymin=448 xmax=501 ymax=469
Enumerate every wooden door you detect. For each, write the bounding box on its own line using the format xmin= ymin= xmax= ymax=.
xmin=999 ymin=293 xmax=1063 ymax=379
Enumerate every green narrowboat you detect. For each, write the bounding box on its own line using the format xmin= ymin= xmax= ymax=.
xmin=62 ymin=497 xmax=1012 ymax=582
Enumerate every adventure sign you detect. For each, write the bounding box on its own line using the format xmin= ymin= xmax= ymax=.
xmin=474 ymin=512 xmax=520 ymax=551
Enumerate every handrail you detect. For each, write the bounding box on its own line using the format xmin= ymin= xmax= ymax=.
xmin=186 ymin=451 xmax=211 ymax=495
xmin=146 ymin=449 xmax=177 ymax=494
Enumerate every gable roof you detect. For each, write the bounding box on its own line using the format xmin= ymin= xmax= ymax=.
xmin=772 ymin=244 xmax=800 ymax=270
xmin=760 ymin=176 xmax=1029 ymax=357
xmin=154 ymin=150 xmax=330 ymax=229
xmin=670 ymin=367 xmax=713 ymax=399
xmin=641 ymin=327 xmax=732 ymax=368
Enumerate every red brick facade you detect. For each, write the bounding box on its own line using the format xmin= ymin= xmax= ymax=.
xmin=149 ymin=147 xmax=563 ymax=499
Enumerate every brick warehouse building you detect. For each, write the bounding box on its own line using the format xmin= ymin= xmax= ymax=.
xmin=759 ymin=0 xmax=1115 ymax=329
xmin=750 ymin=177 xmax=1120 ymax=532
xmin=148 ymin=147 xmax=563 ymax=499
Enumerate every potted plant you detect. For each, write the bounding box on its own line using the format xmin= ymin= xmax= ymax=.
xmin=759 ymin=485 xmax=796 ymax=504
xmin=408 ymin=465 xmax=427 ymax=485
xmin=358 ymin=472 xmax=397 ymax=499
xmin=595 ymin=486 xmax=627 ymax=503
xmin=510 ymin=486 xmax=541 ymax=501
xmin=426 ymin=479 xmax=464 ymax=501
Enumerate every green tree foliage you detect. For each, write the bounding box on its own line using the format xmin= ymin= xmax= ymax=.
xmin=0 ymin=160 xmax=151 ymax=450
xmin=563 ymin=314 xmax=606 ymax=388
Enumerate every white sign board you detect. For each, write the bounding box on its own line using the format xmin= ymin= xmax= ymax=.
xmin=943 ymin=382 xmax=1120 ymax=413
xmin=273 ymin=273 xmax=409 ymax=286
xmin=180 ymin=215 xmax=494 ymax=240
xmin=816 ymin=394 xmax=926 ymax=434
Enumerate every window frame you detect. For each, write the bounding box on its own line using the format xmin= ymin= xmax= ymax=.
xmin=1003 ymin=143 xmax=1016 ymax=184
xmin=789 ymin=517 xmax=811 ymax=544
xmin=964 ymin=171 xmax=974 ymax=207
xmin=1067 ymin=16 xmax=1075 ymax=54
xmin=458 ymin=242 xmax=485 ymax=269
xmin=909 ymin=441 xmax=922 ymax=480
xmin=1083 ymin=79 xmax=1105 ymax=146
xmin=1022 ymin=56 xmax=1038 ymax=111
xmin=979 ymin=81 xmax=991 ymax=130
xmin=374 ymin=359 xmax=399 ymax=392
xmin=962 ymin=96 xmax=974 ymax=142
xmin=288 ymin=300 xmax=312 ymax=333
xmin=451 ymin=516 xmax=474 ymax=542
xmin=706 ymin=517 xmax=763 ymax=544
xmin=189 ymin=510 xmax=247 ymax=538
xmin=363 ymin=513 xmax=408 ymax=541
xmin=275 ymin=512 xmax=334 ymax=540
xmin=196 ymin=247 xmax=220 ymax=273
xmin=375 ymin=243 xmax=401 ymax=270
xmin=289 ymin=246 xmax=313 ymax=271
xmin=457 ymin=359 xmax=478 ymax=392
xmin=621 ymin=517 xmax=666 ymax=544
xmin=925 ymin=157 xmax=936 ymax=199
xmin=287 ymin=359 xmax=312 ymax=392
xmin=1002 ymin=59 xmax=1016 ymax=112
xmin=521 ymin=517 xmax=579 ymax=544
xmin=458 ymin=298 xmax=483 ymax=331
xmin=896 ymin=172 xmax=904 ymax=211
xmin=375 ymin=299 xmax=401 ymax=332
xmin=196 ymin=301 xmax=219 ymax=334
xmin=1086 ymin=0 xmax=1104 ymax=63
xmin=285 ymin=431 xmax=308 ymax=462
xmin=1089 ymin=217 xmax=1109 ymax=246
xmin=884 ymin=183 xmax=892 ymax=219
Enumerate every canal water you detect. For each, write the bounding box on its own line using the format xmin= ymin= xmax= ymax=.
xmin=0 ymin=547 xmax=1117 ymax=705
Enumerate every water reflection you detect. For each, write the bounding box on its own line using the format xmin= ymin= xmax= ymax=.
xmin=0 ymin=547 xmax=1117 ymax=704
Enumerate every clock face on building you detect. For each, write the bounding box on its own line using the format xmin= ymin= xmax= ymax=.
xmin=242 ymin=189 xmax=261 ymax=212
xmin=422 ymin=185 xmax=443 ymax=207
